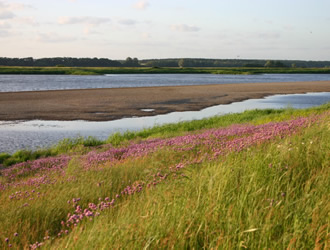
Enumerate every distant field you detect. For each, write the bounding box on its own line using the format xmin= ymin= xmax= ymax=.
xmin=1 ymin=66 xmax=330 ymax=75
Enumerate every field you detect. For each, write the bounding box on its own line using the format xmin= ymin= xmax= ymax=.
xmin=1 ymin=66 xmax=330 ymax=75
xmin=0 ymin=105 xmax=329 ymax=249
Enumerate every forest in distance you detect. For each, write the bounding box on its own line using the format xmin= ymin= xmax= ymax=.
xmin=1 ymin=57 xmax=330 ymax=68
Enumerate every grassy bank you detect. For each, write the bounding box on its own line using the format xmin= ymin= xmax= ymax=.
xmin=1 ymin=66 xmax=330 ymax=75
xmin=0 ymin=105 xmax=329 ymax=248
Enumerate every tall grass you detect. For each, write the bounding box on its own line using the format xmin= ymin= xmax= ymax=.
xmin=0 ymin=107 xmax=328 ymax=249
xmin=52 ymin=113 xmax=329 ymax=249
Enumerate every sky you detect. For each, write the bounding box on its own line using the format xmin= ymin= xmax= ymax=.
xmin=0 ymin=0 xmax=329 ymax=60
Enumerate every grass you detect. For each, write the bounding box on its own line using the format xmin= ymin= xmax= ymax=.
xmin=0 ymin=136 xmax=104 ymax=167
xmin=54 ymin=121 xmax=329 ymax=249
xmin=1 ymin=66 xmax=330 ymax=75
xmin=0 ymin=105 xmax=329 ymax=248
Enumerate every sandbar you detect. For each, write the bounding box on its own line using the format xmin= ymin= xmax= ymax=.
xmin=0 ymin=81 xmax=329 ymax=121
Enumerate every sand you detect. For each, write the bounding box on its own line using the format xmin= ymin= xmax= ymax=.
xmin=0 ymin=81 xmax=329 ymax=121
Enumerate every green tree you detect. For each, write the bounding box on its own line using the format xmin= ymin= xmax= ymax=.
xmin=265 ymin=60 xmax=287 ymax=68
xmin=133 ymin=57 xmax=139 ymax=66
xmin=124 ymin=57 xmax=133 ymax=66
xmin=264 ymin=60 xmax=274 ymax=67
xmin=123 ymin=57 xmax=140 ymax=67
xmin=178 ymin=59 xmax=185 ymax=68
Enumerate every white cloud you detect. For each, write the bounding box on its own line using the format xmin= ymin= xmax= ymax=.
xmin=0 ymin=29 xmax=10 ymax=37
xmin=118 ymin=19 xmax=137 ymax=26
xmin=83 ymin=25 xmax=102 ymax=35
xmin=16 ymin=16 xmax=38 ymax=26
xmin=0 ymin=10 xmax=14 ymax=19
xmin=133 ymin=1 xmax=150 ymax=10
xmin=142 ymin=32 xmax=150 ymax=38
xmin=58 ymin=16 xmax=111 ymax=25
xmin=36 ymin=32 xmax=78 ymax=43
xmin=0 ymin=20 xmax=13 ymax=38
xmin=0 ymin=1 xmax=33 ymax=11
xmin=171 ymin=24 xmax=200 ymax=32
xmin=0 ymin=1 xmax=34 ymax=23
xmin=58 ymin=16 xmax=111 ymax=35
xmin=0 ymin=20 xmax=10 ymax=28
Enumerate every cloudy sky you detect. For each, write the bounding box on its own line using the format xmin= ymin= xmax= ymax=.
xmin=0 ymin=0 xmax=329 ymax=60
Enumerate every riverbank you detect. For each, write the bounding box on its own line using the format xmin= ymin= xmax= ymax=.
xmin=0 ymin=81 xmax=330 ymax=121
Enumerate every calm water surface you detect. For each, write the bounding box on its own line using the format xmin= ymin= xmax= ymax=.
xmin=0 ymin=92 xmax=329 ymax=153
xmin=1 ymin=74 xmax=330 ymax=92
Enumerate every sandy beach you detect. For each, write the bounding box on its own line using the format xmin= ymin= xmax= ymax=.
xmin=0 ymin=81 xmax=330 ymax=121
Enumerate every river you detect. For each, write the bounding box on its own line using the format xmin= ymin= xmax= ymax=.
xmin=1 ymin=73 xmax=330 ymax=92
xmin=1 ymin=92 xmax=329 ymax=153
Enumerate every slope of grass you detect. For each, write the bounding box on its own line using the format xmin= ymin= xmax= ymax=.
xmin=53 ymin=117 xmax=330 ymax=249
xmin=0 ymin=106 xmax=329 ymax=249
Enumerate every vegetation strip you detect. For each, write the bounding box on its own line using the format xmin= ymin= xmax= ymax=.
xmin=1 ymin=57 xmax=330 ymax=69
xmin=1 ymin=66 xmax=330 ymax=75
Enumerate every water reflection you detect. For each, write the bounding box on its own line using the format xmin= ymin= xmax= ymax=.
xmin=0 ymin=92 xmax=329 ymax=153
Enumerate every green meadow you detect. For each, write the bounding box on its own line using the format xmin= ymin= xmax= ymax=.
xmin=1 ymin=66 xmax=330 ymax=75
xmin=0 ymin=104 xmax=329 ymax=249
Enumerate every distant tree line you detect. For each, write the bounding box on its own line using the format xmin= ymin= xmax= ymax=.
xmin=1 ymin=57 xmax=329 ymax=68
xmin=140 ymin=58 xmax=330 ymax=68
xmin=0 ymin=57 xmax=140 ymax=67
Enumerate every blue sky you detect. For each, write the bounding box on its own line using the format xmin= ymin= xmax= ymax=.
xmin=0 ymin=0 xmax=329 ymax=60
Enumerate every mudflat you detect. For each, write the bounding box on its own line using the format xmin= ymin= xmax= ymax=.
xmin=0 ymin=81 xmax=330 ymax=121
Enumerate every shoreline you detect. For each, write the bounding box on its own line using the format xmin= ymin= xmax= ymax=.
xmin=1 ymin=66 xmax=330 ymax=75
xmin=0 ymin=81 xmax=330 ymax=121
